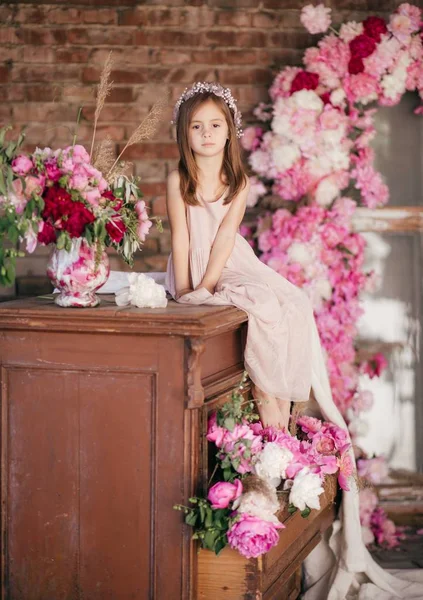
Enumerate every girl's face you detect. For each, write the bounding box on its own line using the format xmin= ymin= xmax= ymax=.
xmin=188 ymin=99 xmax=229 ymax=158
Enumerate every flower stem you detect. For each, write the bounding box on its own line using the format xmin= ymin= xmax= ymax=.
xmin=72 ymin=106 xmax=83 ymax=149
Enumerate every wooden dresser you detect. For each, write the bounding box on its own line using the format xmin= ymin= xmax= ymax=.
xmin=0 ymin=296 xmax=336 ymax=600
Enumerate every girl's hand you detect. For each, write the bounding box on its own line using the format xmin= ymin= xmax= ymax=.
xmin=175 ymin=287 xmax=193 ymax=300
xmin=196 ymin=281 xmax=215 ymax=295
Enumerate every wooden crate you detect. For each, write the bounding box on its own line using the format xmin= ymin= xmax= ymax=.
xmin=197 ymin=477 xmax=338 ymax=600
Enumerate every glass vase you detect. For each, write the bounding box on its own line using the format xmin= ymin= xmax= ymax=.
xmin=47 ymin=238 xmax=110 ymax=308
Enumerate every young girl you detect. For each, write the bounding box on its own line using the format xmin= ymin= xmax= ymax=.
xmin=165 ymin=82 xmax=423 ymax=600
xmin=165 ymin=81 xmax=319 ymax=432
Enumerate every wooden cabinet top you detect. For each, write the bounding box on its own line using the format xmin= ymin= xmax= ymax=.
xmin=0 ymin=296 xmax=247 ymax=337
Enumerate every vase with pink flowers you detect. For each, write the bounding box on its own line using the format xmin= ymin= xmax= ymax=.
xmin=0 ymin=53 xmax=165 ymax=307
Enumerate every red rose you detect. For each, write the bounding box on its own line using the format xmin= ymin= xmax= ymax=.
xmin=290 ymin=70 xmax=319 ymax=95
xmin=37 ymin=221 xmax=56 ymax=245
xmin=320 ymin=92 xmax=331 ymax=104
xmin=363 ymin=16 xmax=387 ymax=43
xmin=62 ymin=202 xmax=95 ymax=238
xmin=349 ymin=34 xmax=376 ymax=59
xmin=102 ymin=190 xmax=123 ymax=212
xmin=106 ymin=216 xmax=126 ymax=243
xmin=348 ymin=56 xmax=365 ymax=74
xmin=42 ymin=185 xmax=73 ymax=221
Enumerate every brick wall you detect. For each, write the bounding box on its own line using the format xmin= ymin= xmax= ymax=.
xmin=0 ymin=0 xmax=403 ymax=296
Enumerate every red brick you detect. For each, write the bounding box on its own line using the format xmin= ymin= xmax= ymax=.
xmin=107 ymin=87 xmax=134 ymax=103
xmin=0 ymin=85 xmax=25 ymax=102
xmin=0 ymin=6 xmax=15 ymax=24
xmin=55 ymin=47 xmax=91 ymax=63
xmin=134 ymin=160 xmax=166 ymax=182
xmin=204 ymin=30 xmax=237 ymax=47
xmin=159 ymin=49 xmax=192 ymax=65
xmin=257 ymin=48 xmax=303 ymax=67
xmin=0 ymin=47 xmax=22 ymax=62
xmin=0 ymin=28 xmax=20 ymax=44
xmin=67 ymin=27 xmax=134 ymax=46
xmin=180 ymin=7 xmax=215 ymax=28
xmin=77 ymin=124 xmax=126 ymax=143
xmin=151 ymin=195 xmax=167 ymax=217
xmin=26 ymin=85 xmax=63 ymax=102
xmin=117 ymin=143 xmax=179 ymax=160
xmin=12 ymin=65 xmax=81 ymax=83
xmin=252 ymin=12 xmax=281 ymax=28
xmin=236 ymin=31 xmax=267 ymax=47
xmin=191 ymin=49 xmax=257 ymax=65
xmin=119 ymin=8 xmax=148 ymax=26
xmin=135 ymin=85 xmax=172 ymax=107
xmin=22 ymin=46 xmax=55 ymax=64
xmin=269 ymin=30 xmax=314 ymax=48
xmin=262 ymin=0 xmax=302 ymax=7
xmin=135 ymin=30 xmax=201 ymax=47
xmin=0 ymin=66 xmax=10 ymax=84
xmin=219 ymin=68 xmax=272 ymax=86
xmin=140 ymin=182 xmax=166 ymax=197
xmin=82 ymin=105 xmax=149 ymax=123
xmin=216 ymin=11 xmax=251 ymax=27
xmin=61 ymin=85 xmax=94 ymax=103
xmin=13 ymin=6 xmax=46 ymax=25
xmin=90 ymin=47 xmax=157 ymax=66
xmin=209 ymin=0 xmax=258 ymax=6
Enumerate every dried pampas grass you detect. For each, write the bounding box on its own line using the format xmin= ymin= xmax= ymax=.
xmin=90 ymin=51 xmax=114 ymax=159
xmin=107 ymin=94 xmax=168 ymax=176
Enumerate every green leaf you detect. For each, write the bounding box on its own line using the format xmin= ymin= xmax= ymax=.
xmin=288 ymin=504 xmax=297 ymax=515
xmin=185 ymin=512 xmax=198 ymax=527
xmin=199 ymin=504 xmax=205 ymax=523
xmin=204 ymin=507 xmax=213 ymax=529
xmin=203 ymin=530 xmax=219 ymax=551
xmin=223 ymin=417 xmax=235 ymax=431
xmin=0 ymin=169 xmax=6 ymax=196
xmin=56 ymin=232 xmax=67 ymax=250
xmin=301 ymin=507 xmax=311 ymax=519
xmin=214 ymin=536 xmax=227 ymax=555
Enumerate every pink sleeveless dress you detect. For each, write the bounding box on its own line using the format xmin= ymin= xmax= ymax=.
xmin=165 ymin=193 xmax=314 ymax=403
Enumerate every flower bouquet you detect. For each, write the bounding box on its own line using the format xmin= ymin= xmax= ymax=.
xmin=0 ymin=53 xmax=165 ymax=307
xmin=174 ymin=374 xmax=356 ymax=559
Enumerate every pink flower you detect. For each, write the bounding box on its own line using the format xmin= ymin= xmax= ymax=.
xmin=8 ymin=179 xmax=27 ymax=214
xmin=337 ymin=444 xmax=354 ymax=491
xmin=24 ymin=174 xmax=45 ymax=198
xmin=300 ymin=4 xmax=331 ymax=35
xmin=227 ymin=514 xmax=284 ymax=559
xmin=312 ymin=431 xmax=336 ymax=454
xmin=207 ymin=479 xmax=243 ymax=509
xmin=241 ymin=127 xmax=263 ymax=152
xmin=357 ymin=456 xmax=389 ymax=484
xmin=359 ymin=488 xmax=378 ymax=527
xmin=389 ymin=12 xmax=418 ymax=44
xmin=206 ymin=412 xmax=226 ymax=448
xmin=12 ymin=155 xmax=33 ymax=176
xmin=45 ymin=160 xmax=61 ymax=182
xmin=296 ymin=415 xmax=322 ymax=438
xmin=361 ymin=353 xmax=388 ymax=379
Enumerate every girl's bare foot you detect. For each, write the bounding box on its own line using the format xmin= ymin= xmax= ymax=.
xmin=252 ymin=383 xmax=291 ymax=431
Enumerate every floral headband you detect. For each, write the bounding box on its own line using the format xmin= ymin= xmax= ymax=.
xmin=171 ymin=81 xmax=244 ymax=138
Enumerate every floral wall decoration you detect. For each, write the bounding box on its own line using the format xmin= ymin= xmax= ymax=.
xmin=241 ymin=2 xmax=423 ymax=547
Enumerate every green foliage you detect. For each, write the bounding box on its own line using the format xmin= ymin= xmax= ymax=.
xmin=174 ymin=499 xmax=230 ymax=555
xmin=216 ymin=370 xmax=258 ymax=430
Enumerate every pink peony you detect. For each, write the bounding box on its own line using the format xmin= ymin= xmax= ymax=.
xmin=357 ymin=456 xmax=389 ymax=484
xmin=300 ymin=4 xmax=331 ymax=35
xmin=227 ymin=514 xmax=284 ymax=559
xmin=207 ymin=479 xmax=243 ymax=509
xmin=12 ymin=155 xmax=33 ymax=176
xmin=337 ymin=444 xmax=354 ymax=491
xmin=296 ymin=415 xmax=322 ymax=438
xmin=206 ymin=412 xmax=226 ymax=448
xmin=241 ymin=127 xmax=263 ymax=152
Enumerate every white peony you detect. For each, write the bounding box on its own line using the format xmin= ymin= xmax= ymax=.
xmin=234 ymin=489 xmax=280 ymax=524
xmin=246 ymin=176 xmax=267 ymax=208
xmin=249 ymin=150 xmax=270 ymax=176
xmin=115 ymin=273 xmax=168 ymax=309
xmin=271 ymin=113 xmax=291 ymax=137
xmin=292 ymin=90 xmax=324 ymax=112
xmin=287 ymin=242 xmax=313 ymax=266
xmin=339 ymin=21 xmax=364 ymax=43
xmin=315 ymin=177 xmax=340 ymax=207
xmin=254 ymin=442 xmax=293 ymax=488
xmin=272 ymin=144 xmax=301 ymax=172
xmin=330 ymin=88 xmax=346 ymax=107
xmin=314 ymin=278 xmax=332 ymax=301
xmin=289 ymin=468 xmax=324 ymax=511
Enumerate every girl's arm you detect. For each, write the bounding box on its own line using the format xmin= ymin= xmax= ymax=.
xmin=166 ymin=170 xmax=192 ymax=299
xmin=198 ymin=179 xmax=250 ymax=294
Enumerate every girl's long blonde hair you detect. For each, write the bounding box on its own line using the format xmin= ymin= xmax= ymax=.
xmin=175 ymin=92 xmax=247 ymax=206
